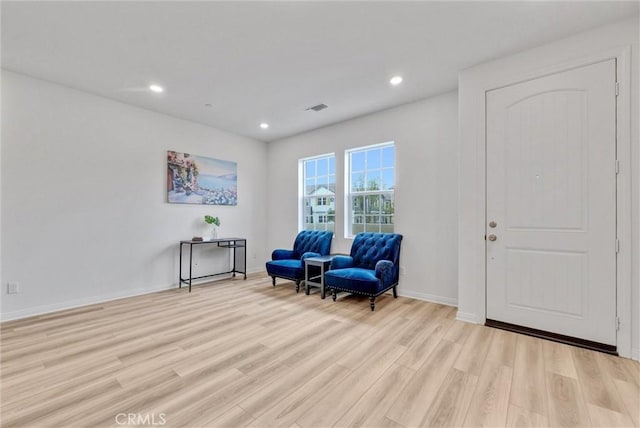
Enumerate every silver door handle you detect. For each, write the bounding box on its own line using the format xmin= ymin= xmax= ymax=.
xmin=488 ymin=234 xmax=497 ymax=242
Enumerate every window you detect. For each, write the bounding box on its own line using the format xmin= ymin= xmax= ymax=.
xmin=299 ymin=154 xmax=336 ymax=232
xmin=345 ymin=142 xmax=395 ymax=237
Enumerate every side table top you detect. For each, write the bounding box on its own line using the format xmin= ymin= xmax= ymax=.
xmin=305 ymin=254 xmax=347 ymax=263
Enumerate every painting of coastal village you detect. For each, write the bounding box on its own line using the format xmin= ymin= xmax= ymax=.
xmin=167 ymin=150 xmax=238 ymax=205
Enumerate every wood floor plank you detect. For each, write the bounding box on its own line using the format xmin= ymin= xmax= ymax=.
xmin=509 ymin=335 xmax=548 ymax=417
xmin=421 ymin=367 xmax=478 ymax=427
xmin=453 ymin=323 xmax=495 ymax=376
xmin=506 ymin=404 xmax=549 ymax=428
xmin=571 ymin=347 xmax=626 ymax=413
xmin=385 ymin=339 xmax=462 ymax=427
xmin=1 ymin=273 xmax=637 ymax=428
xmin=247 ymin=364 xmax=351 ymax=428
xmin=334 ymin=363 xmax=415 ymax=428
xmin=463 ymin=360 xmax=513 ymax=427
xmin=543 ymin=340 xmax=578 ymax=379
xmin=237 ymin=332 xmax=356 ymax=419
xmin=586 ymin=404 xmax=636 ymax=427
xmin=205 ymin=405 xmax=255 ymax=428
xmin=295 ymin=342 xmax=407 ymax=427
xmin=612 ymin=378 xmax=640 ymax=427
xmin=545 ymin=372 xmax=591 ymax=427
xmin=485 ymin=328 xmax=517 ymax=367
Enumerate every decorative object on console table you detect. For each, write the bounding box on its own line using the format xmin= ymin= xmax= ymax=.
xmin=204 ymin=215 xmax=220 ymax=239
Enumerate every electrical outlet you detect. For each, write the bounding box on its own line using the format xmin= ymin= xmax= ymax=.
xmin=7 ymin=282 xmax=20 ymax=294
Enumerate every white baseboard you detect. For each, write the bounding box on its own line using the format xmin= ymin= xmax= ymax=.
xmin=632 ymin=347 xmax=639 ymax=361
xmin=456 ymin=310 xmax=481 ymax=324
xmin=1 ymin=283 xmax=175 ymax=322
xmin=397 ymin=290 xmax=458 ymax=307
xmin=1 ymin=266 xmax=265 ymax=322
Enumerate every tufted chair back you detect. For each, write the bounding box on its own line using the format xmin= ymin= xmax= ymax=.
xmin=350 ymin=232 xmax=403 ymax=274
xmin=292 ymin=230 xmax=333 ymax=258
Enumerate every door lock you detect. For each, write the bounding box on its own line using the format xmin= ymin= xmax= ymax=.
xmin=488 ymin=234 xmax=497 ymax=241
xmin=489 ymin=221 xmax=497 ymax=228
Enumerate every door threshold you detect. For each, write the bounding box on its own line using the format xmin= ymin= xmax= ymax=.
xmin=485 ymin=319 xmax=617 ymax=356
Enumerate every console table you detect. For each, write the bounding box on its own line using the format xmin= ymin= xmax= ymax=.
xmin=179 ymin=238 xmax=247 ymax=292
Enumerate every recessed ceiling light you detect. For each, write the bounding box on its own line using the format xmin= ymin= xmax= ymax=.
xmin=149 ymin=84 xmax=164 ymax=93
xmin=390 ymin=76 xmax=403 ymax=86
xmin=204 ymin=103 xmax=212 ymax=108
xmin=259 ymin=123 xmax=270 ymax=129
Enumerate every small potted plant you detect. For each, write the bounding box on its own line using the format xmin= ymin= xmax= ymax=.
xmin=204 ymin=215 xmax=221 ymax=239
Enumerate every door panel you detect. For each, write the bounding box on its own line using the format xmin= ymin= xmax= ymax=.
xmin=486 ymin=60 xmax=616 ymax=346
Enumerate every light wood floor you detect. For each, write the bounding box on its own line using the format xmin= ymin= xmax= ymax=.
xmin=1 ymin=274 xmax=639 ymax=428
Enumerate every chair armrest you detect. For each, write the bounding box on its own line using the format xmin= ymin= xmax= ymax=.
xmin=375 ymin=260 xmax=395 ymax=285
xmin=331 ymin=256 xmax=354 ymax=270
xmin=301 ymin=252 xmax=321 ymax=261
xmin=272 ymin=249 xmax=296 ymax=260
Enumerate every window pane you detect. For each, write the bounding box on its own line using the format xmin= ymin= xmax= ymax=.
xmin=329 ymin=157 xmax=335 ymax=174
xmin=351 ymin=173 xmax=365 ymax=192
xmin=305 ymin=178 xmax=315 ymax=195
xmin=351 ymin=152 xmax=365 ymax=172
xmin=382 ymin=146 xmax=394 ymax=168
xmin=305 ymin=160 xmax=316 ymax=178
xmin=351 ymin=195 xmax=364 ymax=214
xmin=365 ymin=171 xmax=382 ymax=190
xmin=381 ymin=169 xmax=394 ymax=190
xmin=366 ymin=148 xmax=381 ymax=169
xmin=318 ymin=175 xmax=329 ymax=189
xmin=329 ymin=174 xmax=336 ymax=190
xmin=317 ymin=158 xmax=328 ymax=176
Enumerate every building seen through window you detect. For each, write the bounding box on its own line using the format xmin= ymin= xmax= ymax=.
xmin=301 ymin=154 xmax=335 ymax=232
xmin=346 ymin=143 xmax=395 ymax=236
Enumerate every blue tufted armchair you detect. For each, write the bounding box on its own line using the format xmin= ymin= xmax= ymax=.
xmin=266 ymin=230 xmax=333 ymax=293
xmin=325 ymin=232 xmax=403 ymax=311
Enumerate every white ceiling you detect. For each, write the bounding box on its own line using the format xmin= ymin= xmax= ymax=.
xmin=2 ymin=1 xmax=638 ymax=142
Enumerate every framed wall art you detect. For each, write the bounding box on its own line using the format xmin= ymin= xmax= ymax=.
xmin=167 ymin=150 xmax=237 ymax=205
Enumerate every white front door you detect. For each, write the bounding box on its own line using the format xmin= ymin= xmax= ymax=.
xmin=486 ymin=59 xmax=617 ymax=346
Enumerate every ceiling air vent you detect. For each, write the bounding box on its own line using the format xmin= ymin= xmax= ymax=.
xmin=306 ymin=103 xmax=328 ymax=112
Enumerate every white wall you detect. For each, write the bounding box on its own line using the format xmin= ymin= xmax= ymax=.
xmin=267 ymin=92 xmax=459 ymax=306
xmin=458 ymin=16 xmax=639 ymax=359
xmin=1 ymin=71 xmax=269 ymax=320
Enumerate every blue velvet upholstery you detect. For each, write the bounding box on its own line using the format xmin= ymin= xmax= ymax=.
xmin=266 ymin=230 xmax=333 ymax=292
xmin=325 ymin=232 xmax=403 ymax=310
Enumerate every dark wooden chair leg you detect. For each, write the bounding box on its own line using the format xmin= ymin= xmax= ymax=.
xmin=295 ymin=280 xmax=300 ymax=293
xmin=332 ymin=289 xmax=337 ymax=301
xmin=369 ymin=297 xmax=376 ymax=311
xmin=272 ymin=276 xmax=276 ymax=287
xmin=393 ymin=286 xmax=398 ymax=298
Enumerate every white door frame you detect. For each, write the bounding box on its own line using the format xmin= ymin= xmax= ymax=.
xmin=460 ymin=46 xmax=632 ymax=358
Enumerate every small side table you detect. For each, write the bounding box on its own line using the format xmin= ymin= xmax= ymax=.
xmin=304 ymin=255 xmax=336 ymax=299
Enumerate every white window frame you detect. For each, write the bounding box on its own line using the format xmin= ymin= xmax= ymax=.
xmin=298 ymin=153 xmax=336 ymax=232
xmin=344 ymin=142 xmax=395 ymax=238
